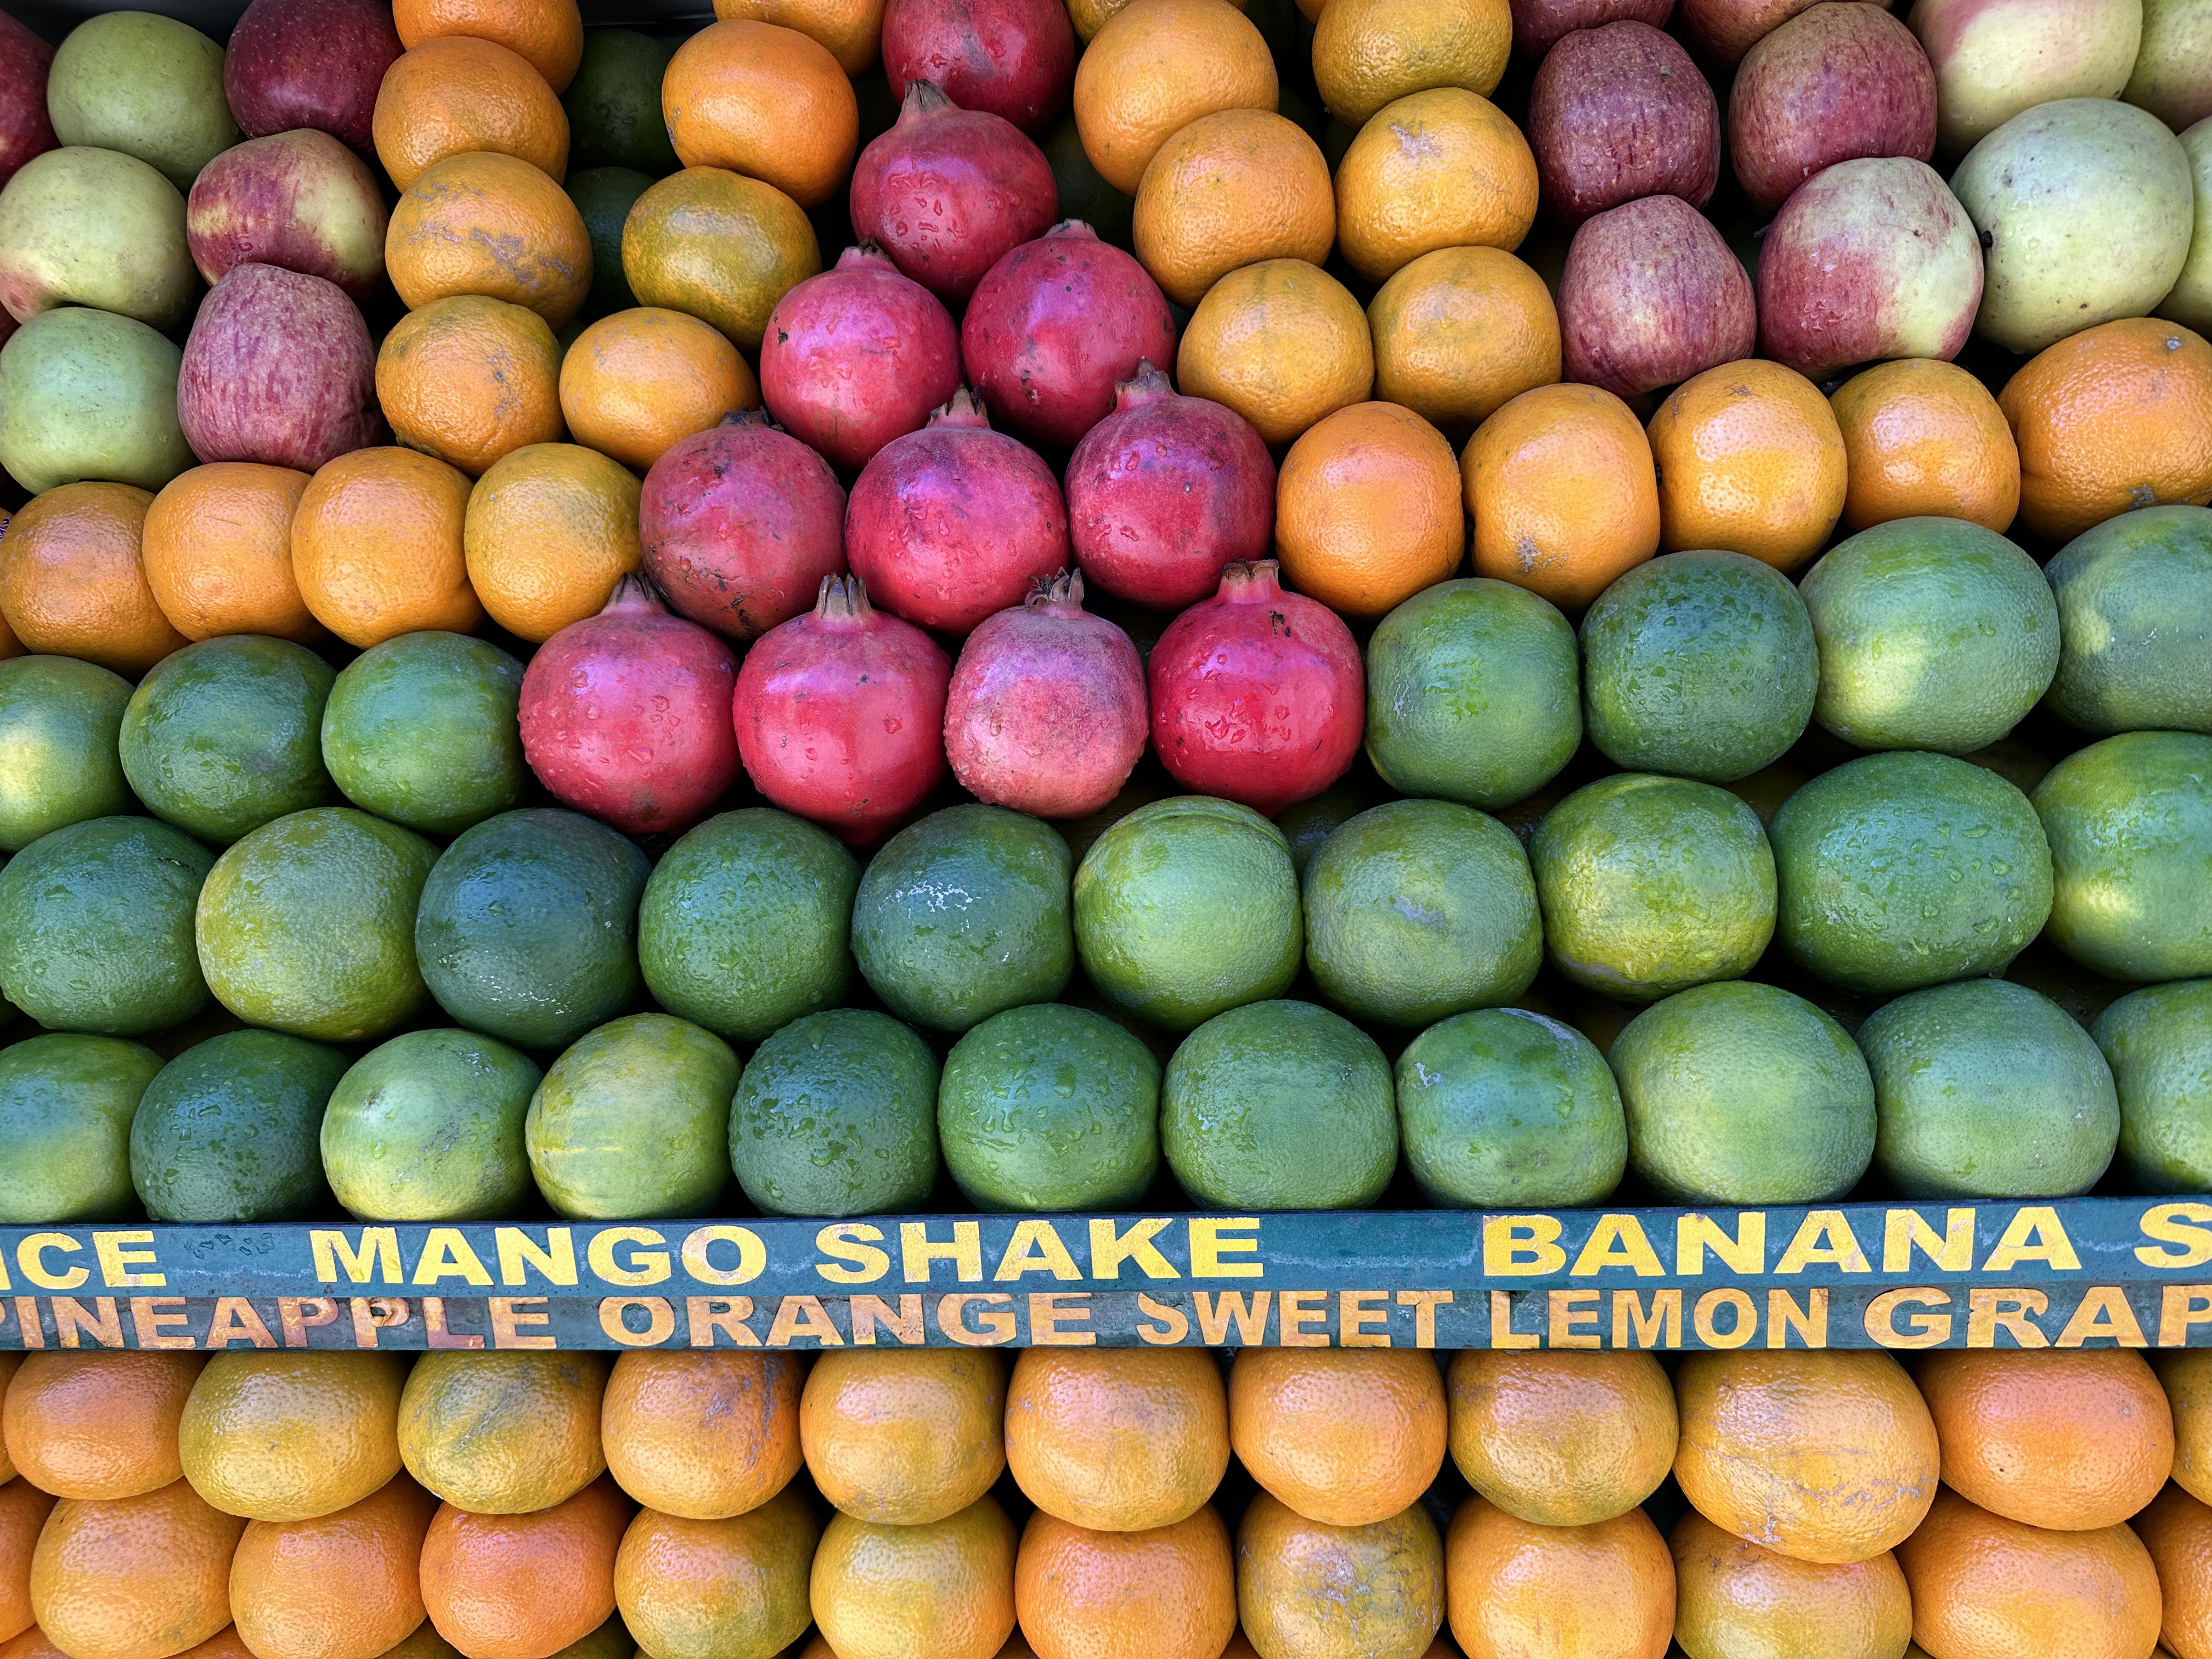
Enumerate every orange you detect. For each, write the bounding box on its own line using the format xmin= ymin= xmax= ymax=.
xmin=370 ymin=37 xmax=569 ymax=192
xmin=662 ymin=20 xmax=859 ymax=210
xmin=1132 ymin=109 xmax=1334 ymax=309
xmin=1311 ymin=0 xmax=1511 ymax=126
xmin=613 ymin=1485 xmax=820 ymax=1659
xmin=1673 ymin=1351 xmax=1939 ymax=1567
xmin=393 ymin=0 xmax=584 ymax=89
xmin=387 ymin=151 xmax=591 ymax=328
xmin=1462 ymin=381 xmax=1660 ymax=610
xmin=1237 ymin=1492 xmax=1443 ymax=1659
xmin=397 ymin=1351 xmax=611 ymax=1517
xmin=292 ymin=447 xmax=484 ymax=648
xmin=801 ymin=1348 xmax=1007 ymax=1527
xmin=1070 ymin=0 xmax=1279 ymax=196
xmin=1177 ymin=258 xmax=1374 ymax=448
xmin=1897 ymin=1487 xmax=2162 ymax=1659
xmin=1445 ymin=1350 xmax=1675 ymax=1529
xmin=1334 ymin=91 xmax=1536 ymax=285
xmin=1997 ymin=317 xmax=2212 ymax=543
xmin=560 ymin=308 xmax=759 ymax=474
xmin=1 ymin=1481 xmax=57 ymax=1643
xmin=420 ymin=1476 xmax=628 ymax=1659
xmin=810 ymin=1497 xmax=1019 ymax=1659
xmin=1013 ymin=1509 xmax=1237 ymax=1659
xmin=1830 ymin=358 xmax=2021 ymax=534
xmin=1647 ymin=358 xmax=1848 ymax=570
xmin=600 ymin=1351 xmax=804 ymax=1523
xmin=1444 ymin=1497 xmax=1673 ymax=1659
xmin=2 ymin=1352 xmax=204 ymax=1503
xmin=1671 ymin=1509 xmax=1909 ymax=1659
xmin=2138 ymin=1482 xmax=2212 ymax=1659
xmin=1230 ymin=1348 xmax=1447 ymax=1530
xmin=178 ymin=1352 xmax=410 ymax=1525
xmin=1916 ymin=1349 xmax=2175 ymax=1533
xmin=1369 ymin=246 xmax=1558 ymax=440
xmin=377 ymin=296 xmax=566 ymax=477
xmin=622 ymin=168 xmax=822 ymax=354
xmin=142 ymin=464 xmax=322 ymax=644
xmin=28 ymin=1481 xmax=247 ymax=1659
xmin=1003 ymin=1348 xmax=1228 ymax=1535
xmin=713 ymin=0 xmax=884 ymax=73
xmin=0 ymin=1628 xmax=62 ymax=1659
xmin=0 ymin=1355 xmax=17 ymax=1486
xmin=1274 ymin=400 xmax=1465 ymax=618
xmin=0 ymin=483 xmax=187 ymax=674
xmin=2159 ymin=1350 xmax=2212 ymax=1508
xmin=465 ymin=442 xmax=642 ymax=641
xmin=228 ymin=1475 xmax=436 ymax=1659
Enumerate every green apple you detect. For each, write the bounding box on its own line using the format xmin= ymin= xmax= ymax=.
xmin=0 ymin=147 xmax=196 ymax=328
xmin=0 ymin=307 xmax=192 ymax=493
xmin=47 ymin=12 xmax=241 ymax=191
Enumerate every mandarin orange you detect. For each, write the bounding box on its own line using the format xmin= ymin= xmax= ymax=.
xmin=1671 ymin=1509 xmax=1909 ymax=1659
xmin=1446 ymin=1350 xmax=1676 ymax=1528
xmin=142 ymin=464 xmax=321 ymax=643
xmin=1177 ymin=258 xmax=1374 ymax=447
xmin=559 ymin=308 xmax=758 ymax=473
xmin=810 ymin=1496 xmax=1019 ymax=1659
xmin=393 ymin=0 xmax=582 ymax=87
xmin=29 ymin=1482 xmax=246 ymax=1659
xmin=371 ymin=36 xmax=569 ymax=191
xmin=464 ymin=442 xmax=642 ymax=642
xmin=1132 ymin=109 xmax=1334 ymax=308
xmin=377 ymin=296 xmax=566 ymax=477
xmin=0 ymin=1481 xmax=56 ymax=1644
xmin=419 ymin=1476 xmax=629 ymax=1659
xmin=1 ymin=1352 xmax=203 ymax=1502
xmin=1369 ymin=246 xmax=1558 ymax=438
xmin=1312 ymin=0 xmax=1511 ymax=125
xmin=227 ymin=1475 xmax=436 ymax=1659
xmin=1444 ymin=1497 xmax=1673 ymax=1659
xmin=1273 ymin=400 xmax=1465 ymax=619
xmin=1013 ymin=1509 xmax=1237 ymax=1659
xmin=386 ymin=151 xmax=591 ymax=326
xmin=397 ymin=1351 xmax=611 ymax=1517
xmin=600 ymin=1350 xmax=804 ymax=1523
xmin=613 ymin=1485 xmax=819 ymax=1659
xmin=2159 ymin=1349 xmax=2212 ymax=1509
xmin=0 ymin=482 xmax=187 ymax=674
xmin=291 ymin=448 xmax=483 ymax=648
xmin=1334 ymin=90 xmax=1536 ymax=285
xmin=801 ymin=1348 xmax=1007 ymax=1526
xmin=1647 ymin=358 xmax=1847 ymax=569
xmin=1830 ymin=358 xmax=2021 ymax=534
xmin=622 ymin=168 xmax=822 ymax=353
xmin=1071 ymin=0 xmax=1279 ymax=195
xmin=1462 ymin=381 xmax=1659 ymax=610
xmin=662 ymin=20 xmax=858 ymax=208
xmin=712 ymin=0 xmax=884 ymax=72
xmin=1238 ymin=1492 xmax=1444 ymax=1659
xmin=1003 ymin=1348 xmax=1228 ymax=1535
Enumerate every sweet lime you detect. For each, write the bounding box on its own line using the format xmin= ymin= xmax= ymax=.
xmin=730 ymin=1008 xmax=941 ymax=1217
xmin=323 ymin=1028 xmax=543 ymax=1221
xmin=321 ymin=630 xmax=527 ymax=836
xmin=563 ymin=30 xmax=678 ymax=174
xmin=2095 ymin=978 xmax=2212 ymax=1194
xmin=2044 ymin=504 xmax=2212 ymax=736
xmin=129 ymin=1029 xmax=348 ymax=1223
xmin=0 ymin=1032 xmax=163 ymax=1223
xmin=2034 ymin=731 xmax=2212 ymax=983
xmin=527 ymin=1013 xmax=739 ymax=1220
xmin=0 ymin=656 xmax=133 ymax=850
xmin=567 ymin=166 xmax=653 ymax=317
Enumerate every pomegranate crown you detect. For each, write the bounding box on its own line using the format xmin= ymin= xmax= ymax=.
xmin=1026 ymin=568 xmax=1087 ymax=613
xmin=928 ymin=386 xmax=993 ymax=428
xmin=1115 ymin=359 xmax=1174 ymax=409
xmin=602 ymin=570 xmax=672 ymax=615
xmin=1217 ymin=559 xmax=1286 ymax=600
xmin=1045 ymin=218 xmax=1099 ymax=241
xmin=718 ymin=407 xmax=777 ymax=432
xmin=814 ymin=572 xmax=877 ymax=624
xmin=900 ymin=78 xmax=955 ymax=116
xmin=837 ymin=240 xmax=900 ymax=272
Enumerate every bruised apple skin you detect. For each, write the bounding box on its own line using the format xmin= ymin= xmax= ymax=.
xmin=1528 ymin=21 xmax=1720 ymax=225
xmin=1729 ymin=2 xmax=1938 ymax=213
xmin=1561 ymin=194 xmax=1755 ymax=397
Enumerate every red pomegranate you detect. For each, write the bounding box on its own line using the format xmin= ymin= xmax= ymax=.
xmin=758 ymin=244 xmax=963 ymax=472
xmin=881 ymin=0 xmax=1076 ymax=133
xmin=961 ymin=220 xmax=1178 ymax=450
xmin=735 ymin=574 xmax=952 ymax=843
xmin=520 ymin=574 xmax=741 ymax=837
xmin=844 ymin=387 xmax=1071 ymax=634
xmin=639 ymin=411 xmax=847 ymax=641
xmin=1064 ymin=360 xmax=1276 ymax=611
xmin=849 ymin=81 xmax=1059 ymax=303
xmin=944 ymin=569 xmax=1147 ymax=817
xmin=1148 ymin=560 xmax=1364 ymax=816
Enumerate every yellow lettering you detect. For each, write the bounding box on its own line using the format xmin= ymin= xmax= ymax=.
xmin=1548 ymin=1289 xmax=1601 ymax=1348
xmin=204 ymin=1297 xmax=276 ymax=1350
xmin=2162 ymin=1286 xmax=2212 ymax=1347
xmin=815 ymin=1223 xmax=891 ymax=1285
xmin=2056 ymin=1287 xmax=2148 ymax=1348
xmin=587 ymin=1227 xmax=670 ymax=1287
xmin=684 ymin=1297 xmax=758 ymax=1348
xmin=490 ymin=1297 xmax=557 ymax=1350
xmin=1694 ymin=1289 xmax=1757 ymax=1349
xmin=1028 ymin=1293 xmax=1096 ymax=1345
xmin=1865 ymin=1288 xmax=1952 ymax=1349
xmin=938 ymin=1292 xmax=1015 ymax=1345
xmin=681 ymin=1225 xmax=766 ymax=1287
xmin=422 ymin=1297 xmax=484 ymax=1349
xmin=1613 ymin=1290 xmax=1681 ymax=1350
xmin=1340 ymin=1290 xmax=1390 ymax=1347
xmin=1775 ymin=1211 xmax=1871 ymax=1275
xmin=1883 ymin=1209 xmax=1975 ymax=1273
xmin=277 ymin=1298 xmax=337 ymax=1347
xmin=16 ymin=1234 xmax=87 ymax=1291
xmin=53 ymin=1297 xmax=122 ymax=1348
xmin=348 ymin=1297 xmax=408 ymax=1347
xmin=992 ymin=1220 xmax=1083 ymax=1282
xmin=1485 ymin=1215 xmax=1567 ymax=1277
xmin=1193 ymin=1291 xmax=1271 ymax=1345
xmin=1490 ymin=1290 xmax=1539 ymax=1350
xmin=1967 ymin=1288 xmax=2050 ymax=1348
xmin=2136 ymin=1203 xmax=2212 ymax=1269
xmin=494 ymin=1227 xmax=577 ymax=1287
xmin=1136 ymin=1292 xmax=1189 ymax=1345
xmin=599 ymin=1297 xmax=675 ymax=1346
xmin=1278 ymin=1290 xmax=1328 ymax=1346
xmin=901 ymin=1221 xmax=983 ymax=1284
xmin=766 ymin=1295 xmax=845 ymax=1347
xmin=850 ymin=1295 xmax=923 ymax=1346
xmin=1396 ymin=1290 xmax=1452 ymax=1349
xmin=92 ymin=1231 xmax=163 ymax=1288
xmin=1981 ymin=1207 xmax=2081 ymax=1272
xmin=311 ymin=1228 xmax=400 ymax=1286
xmin=1570 ymin=1214 xmax=1664 ymax=1278
xmin=132 ymin=1296 xmax=196 ymax=1349
xmin=1674 ymin=1212 xmax=1766 ymax=1276
xmin=1766 ymin=1289 xmax=1828 ymax=1349
xmin=1088 ymin=1217 xmax=1179 ymax=1280
xmin=411 ymin=1229 xmax=493 ymax=1287
xmin=1188 ymin=1218 xmax=1262 ymax=1279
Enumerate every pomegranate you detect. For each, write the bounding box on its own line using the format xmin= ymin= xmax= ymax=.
xmin=1065 ymin=360 xmax=1276 ymax=611
xmin=845 ymin=387 xmax=1071 ymax=634
xmin=758 ymin=244 xmax=964 ymax=473
xmin=1148 ymin=560 xmax=1364 ymax=816
xmin=849 ymin=81 xmax=1059 ymax=303
xmin=735 ymin=574 xmax=951 ymax=844
xmin=961 ymin=219 xmax=1178 ymax=450
xmin=520 ymin=574 xmax=741 ymax=837
xmin=944 ymin=569 xmax=1147 ymax=817
xmin=881 ymin=0 xmax=1076 ymax=133
xmin=639 ymin=411 xmax=847 ymax=641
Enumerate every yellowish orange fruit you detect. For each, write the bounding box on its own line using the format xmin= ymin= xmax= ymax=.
xmin=1829 ymin=357 xmax=2021 ymax=534
xmin=393 ymin=0 xmax=583 ymax=89
xmin=662 ymin=20 xmax=858 ymax=208
xmin=1671 ymin=1509 xmax=1909 ymax=1659
xmin=227 ymin=1476 xmax=436 ymax=1659
xmin=810 ymin=1497 xmax=1019 ymax=1659
xmin=1237 ymin=1492 xmax=1443 ymax=1659
xmin=712 ymin=0 xmax=885 ymax=72
xmin=397 ymin=1351 xmax=611 ymax=1517
xmin=1 ymin=1352 xmax=204 ymax=1503
xmin=622 ymin=168 xmax=822 ymax=353
xmin=1312 ymin=0 xmax=1511 ymax=126
xmin=376 ymin=295 xmax=566 ymax=477
xmin=386 ymin=150 xmax=591 ymax=327
xmin=1071 ymin=0 xmax=1279 ymax=195
xmin=1013 ymin=1509 xmax=1237 ymax=1659
xmin=1177 ymin=257 xmax=1373 ymax=448
xmin=613 ymin=1485 xmax=820 ymax=1659
xmin=1334 ymin=89 xmax=1536 ymax=284
xmin=1446 ymin=1350 xmax=1676 ymax=1529
xmin=29 ymin=1482 xmax=246 ymax=1659
xmin=600 ymin=1351 xmax=805 ymax=1524
xmin=1444 ymin=1497 xmax=1674 ymax=1659
xmin=0 ymin=482 xmax=187 ymax=675
xmin=1273 ymin=400 xmax=1465 ymax=619
xmin=464 ymin=442 xmax=644 ymax=642
xmin=802 ymin=1349 xmax=1008 ymax=1527
xmin=1132 ymin=109 xmax=1334 ymax=308
xmin=292 ymin=448 xmax=484 ymax=648
xmin=559 ymin=308 xmax=759 ymax=473
xmin=1003 ymin=1348 xmax=1229 ymax=1535
xmin=1647 ymin=357 xmax=1848 ymax=569
xmin=142 ymin=464 xmax=321 ymax=643
xmin=371 ymin=36 xmax=568 ymax=191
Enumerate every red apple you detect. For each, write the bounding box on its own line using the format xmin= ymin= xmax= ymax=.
xmin=1560 ymin=193 xmax=1754 ymax=396
xmin=186 ymin=130 xmax=387 ymax=298
xmin=1756 ymin=156 xmax=1982 ymax=378
xmin=1730 ymin=3 xmax=1936 ymax=213
xmin=0 ymin=9 xmax=58 ymax=188
xmin=177 ymin=262 xmax=380 ymax=470
xmin=1528 ymin=20 xmax=1719 ymax=225
xmin=1677 ymin=0 xmax=1820 ymax=62
xmin=221 ymin=0 xmax=402 ymax=153
xmin=1508 ymin=0 xmax=1674 ymax=57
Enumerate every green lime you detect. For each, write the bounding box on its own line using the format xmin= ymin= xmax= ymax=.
xmin=1363 ymin=578 xmax=1581 ymax=809
xmin=1770 ymin=751 xmax=2052 ymax=995
xmin=730 ymin=1009 xmax=941 ymax=1217
xmin=1581 ymin=550 xmax=1817 ymax=783
xmin=1274 ymin=782 xmax=1375 ymax=876
xmin=1863 ymin=977 xmax=2119 ymax=1199
xmin=639 ymin=808 xmax=857 ymax=1043
xmin=321 ymin=631 xmax=526 ymax=836
xmin=937 ymin=1002 xmax=1161 ymax=1211
xmin=2044 ymin=504 xmax=2212 ymax=735
xmin=0 ymin=815 xmax=214 ymax=1034
xmin=1530 ymin=775 xmax=1776 ymax=1003
xmin=2035 ymin=731 xmax=2212 ymax=982
xmin=1041 ymin=111 xmax=1133 ymax=249
xmin=1162 ymin=998 xmax=1396 ymax=1210
xmin=1396 ymin=1007 xmax=1627 ymax=1207
xmin=1799 ymin=515 xmax=2060 ymax=753
xmin=1304 ymin=798 xmax=1542 ymax=1025
xmin=0 ymin=1032 xmax=163 ymax=1223
xmin=526 ymin=1013 xmax=738 ymax=1220
xmin=1611 ymin=979 xmax=1876 ymax=1204
xmin=323 ymin=1028 xmax=543 ymax=1221
xmin=0 ymin=656 xmax=133 ymax=850
xmin=419 ymin=808 xmax=650 ymax=1051
xmin=119 ymin=635 xmax=336 ymax=844
xmin=853 ymin=805 xmax=1073 ymax=1032
xmin=128 ymin=1029 xmax=348 ymax=1223
xmin=1073 ymin=795 xmax=1302 ymax=1031
xmin=568 ymin=167 xmax=653 ymax=318
xmin=2095 ymin=977 xmax=2212 ymax=1194
xmin=563 ymin=30 xmax=678 ymax=174
xmin=195 ymin=806 xmax=440 ymax=1041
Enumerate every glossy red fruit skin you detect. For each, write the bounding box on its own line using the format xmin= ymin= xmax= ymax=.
xmin=520 ymin=574 xmax=741 ymax=837
xmin=844 ymin=387 xmax=1071 ymax=634
xmin=735 ymin=574 xmax=951 ymax=844
xmin=944 ymin=568 xmax=1147 ymax=817
xmin=961 ymin=219 xmax=1178 ymax=450
xmin=759 ymin=244 xmax=963 ymax=473
xmin=881 ymin=0 xmax=1076 ymax=134
xmin=1064 ymin=360 xmax=1276 ymax=611
xmin=1148 ymin=560 xmax=1364 ymax=817
xmin=221 ymin=0 xmax=403 ymax=152
xmin=640 ymin=411 xmax=849 ymax=642
xmin=849 ymin=80 xmax=1059 ymax=303
xmin=0 ymin=9 xmax=58 ymax=189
